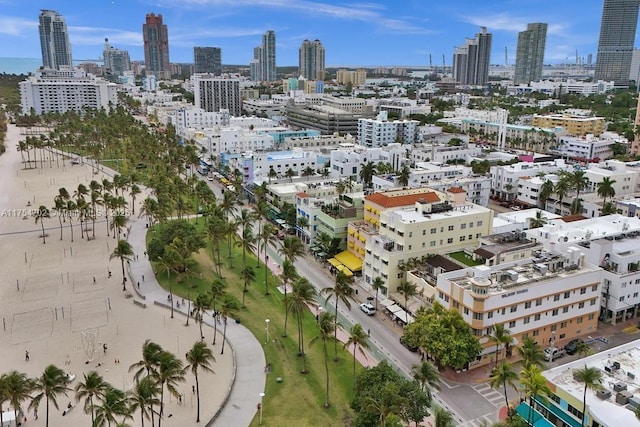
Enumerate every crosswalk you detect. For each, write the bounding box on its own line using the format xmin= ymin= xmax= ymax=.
xmin=471 ymin=383 xmax=506 ymax=408
xmin=458 ymin=413 xmax=497 ymax=427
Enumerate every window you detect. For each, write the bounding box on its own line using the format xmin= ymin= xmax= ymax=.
xmin=578 ymin=302 xmax=585 ymax=309
xmin=430 ymin=241 xmax=436 ymax=247
xmin=525 ymin=301 xmax=531 ymax=309
xmin=423 ymin=230 xmax=426 ymax=236
xmin=620 ymin=296 xmax=625 ymax=302
xmin=473 ymin=312 xmax=483 ymax=320
xmin=463 ymin=307 xmax=469 ymax=315
xmin=577 ymin=317 xmax=583 ymax=324
xmin=561 ymin=321 xmax=567 ymax=329
xmin=536 ymin=298 xmax=542 ymax=306
xmin=523 ymin=316 xmax=530 ymax=324
xmin=510 ymin=305 xmax=517 ymax=313
xmin=532 ymin=330 xmax=539 ymax=337
xmin=567 ymin=405 xmax=583 ymax=420
xmin=580 ymin=287 xmax=586 ymax=295
xmin=461 ymin=223 xmax=466 ymax=229
xmin=460 ymin=236 xmax=466 ymax=242
xmin=409 ymin=232 xmax=413 ymax=238
xmin=477 ymin=221 xmax=483 ymax=226
xmin=534 ymin=314 xmax=541 ymax=321
xmin=469 ymin=222 xmax=474 ymax=228
xmin=430 ymin=228 xmax=436 ymax=234
xmin=487 ymin=311 xmax=493 ymax=319
xmin=554 ymin=295 xmax=560 ymax=302
xmin=564 ymin=292 xmax=571 ymax=299
xmin=563 ymin=307 xmax=569 ymax=313
xmin=509 ymin=321 xmax=516 ymax=328
xmin=448 ymin=225 xmax=454 ymax=231
xmin=591 ymin=298 xmax=597 ymax=306
xmin=551 ymin=324 xmax=557 ymax=332
xmin=588 ymin=313 xmax=595 ymax=320
xmin=447 ymin=238 xmax=453 ymax=244
xmin=592 ymin=284 xmax=598 ymax=292
xmin=552 ymin=309 xmax=559 ymax=316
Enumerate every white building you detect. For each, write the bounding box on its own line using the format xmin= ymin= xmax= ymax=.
xmin=242 ymin=98 xmax=287 ymax=118
xmin=491 ymin=159 xmax=569 ymax=201
xmin=555 ymin=133 xmax=622 ymax=161
xmin=266 ymin=179 xmax=363 ymax=208
xmin=172 ymin=107 xmax=230 ymax=132
xmin=234 ymin=149 xmax=320 ymax=183
xmin=329 ymin=143 xmax=409 ymax=181
xmin=411 ymin=143 xmax=481 ymax=164
xmin=506 ymin=79 xmax=616 ymax=96
xmin=358 ymin=111 xmax=420 ymax=147
xmin=193 ymin=74 xmax=242 ymax=116
xmin=19 ymin=68 xmax=117 ymax=115
xmin=219 ymin=128 xmax=275 ymax=154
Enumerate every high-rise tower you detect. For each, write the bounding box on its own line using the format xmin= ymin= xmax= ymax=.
xmin=194 ymin=47 xmax=222 ymax=75
xmin=452 ymin=27 xmax=492 ymax=86
xmin=514 ymin=23 xmax=547 ymax=85
xmin=594 ymin=0 xmax=640 ymax=87
xmin=39 ymin=10 xmax=73 ymax=70
xmin=103 ymin=38 xmax=131 ymax=78
xmin=299 ymin=39 xmax=325 ymax=81
xmin=261 ymin=30 xmax=276 ymax=81
xmin=143 ymin=13 xmax=170 ymax=79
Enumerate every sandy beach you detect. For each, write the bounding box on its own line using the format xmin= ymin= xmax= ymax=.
xmin=0 ymin=123 xmax=234 ymax=426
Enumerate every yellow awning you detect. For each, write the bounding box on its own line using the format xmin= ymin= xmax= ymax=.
xmin=336 ymin=265 xmax=353 ymax=277
xmin=335 ymin=250 xmax=363 ymax=272
xmin=328 ymin=258 xmax=342 ymax=267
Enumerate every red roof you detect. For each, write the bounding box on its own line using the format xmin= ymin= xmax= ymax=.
xmin=296 ymin=192 xmax=309 ymax=198
xmin=447 ymin=187 xmax=466 ymax=193
xmin=365 ymin=191 xmax=440 ymax=208
xmin=560 ymin=214 xmax=587 ymax=223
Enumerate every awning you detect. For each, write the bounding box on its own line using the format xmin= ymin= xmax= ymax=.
xmin=379 ymin=299 xmax=395 ymax=307
xmin=336 ymin=265 xmax=353 ymax=277
xmin=328 ymin=258 xmax=342 ymax=267
xmin=335 ymin=250 xmax=363 ymax=272
xmin=386 ymin=304 xmax=403 ymax=314
xmin=395 ymin=311 xmax=415 ymax=324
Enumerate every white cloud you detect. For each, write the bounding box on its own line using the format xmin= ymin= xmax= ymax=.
xmin=0 ymin=16 xmax=37 ymax=36
xmin=69 ymin=26 xmax=142 ymax=47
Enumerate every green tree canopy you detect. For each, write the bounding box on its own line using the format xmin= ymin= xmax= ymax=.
xmin=147 ymin=220 xmax=205 ymax=261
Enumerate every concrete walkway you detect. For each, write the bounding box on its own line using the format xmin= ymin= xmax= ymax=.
xmin=120 ymin=200 xmax=267 ymax=426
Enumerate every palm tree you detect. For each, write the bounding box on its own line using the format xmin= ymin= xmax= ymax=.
xmin=398 ymin=165 xmax=411 ymax=187
xmin=433 ymin=406 xmax=455 ymax=427
xmin=155 ymin=351 xmax=185 ymax=427
xmin=411 ymin=361 xmax=440 ymax=399
xmin=520 ymin=365 xmax=552 ymax=426
xmin=573 ymin=365 xmax=603 ymax=427
xmin=280 ymin=259 xmax=298 ymax=337
xmin=259 ymin=223 xmax=277 ymax=295
xmin=344 ymin=324 xmax=369 ymax=382
xmin=397 ymin=280 xmax=418 ymax=312
xmin=53 ymin=195 xmax=66 ymax=240
xmin=193 ymin=293 xmax=212 ymax=340
xmin=571 ymin=170 xmax=589 ymax=200
xmin=529 ymin=210 xmax=547 ymax=229
xmin=0 ymin=373 xmax=8 ymax=427
xmin=321 ymin=271 xmax=355 ymax=361
xmin=110 ymin=214 xmax=128 ymax=240
xmin=209 ymin=279 xmax=227 ymax=345
xmin=110 ymin=240 xmax=134 ymax=291
xmin=517 ymin=337 xmax=545 ymax=369
xmin=219 ymin=294 xmax=240 ymax=355
xmin=93 ymin=386 xmax=132 ymax=427
xmin=129 ymin=340 xmax=163 ymax=382
xmin=185 ymin=341 xmax=216 ymax=423
xmin=538 ymin=180 xmax=554 ymax=210
xmin=130 ymin=184 xmax=141 ymax=215
xmin=575 ymin=341 xmax=591 ymax=359
xmin=371 ymin=276 xmax=386 ymax=312
xmin=285 ymin=277 xmax=318 ymax=372
xmin=239 ymin=266 xmax=255 ymax=308
xmin=489 ymin=324 xmax=513 ymax=367
xmin=4 ymin=371 xmax=33 ymax=426
xmin=236 ymin=227 xmax=256 ymax=274
xmin=364 ymin=382 xmax=407 ymax=426
xmin=127 ymin=377 xmax=159 ymax=427
xmin=34 ymin=205 xmax=50 ymax=244
xmin=554 ymin=176 xmax=571 ymax=215
xmin=597 ymin=177 xmax=616 ymax=204
xmin=75 ymin=371 xmax=107 ymax=426
xmin=490 ymin=361 xmax=518 ymax=417
xmin=279 ymin=236 xmax=305 ymax=263
xmin=359 ymin=161 xmax=376 ymax=189
xmin=310 ymin=311 xmax=336 ymax=408
xmin=29 ymin=364 xmax=71 ymax=427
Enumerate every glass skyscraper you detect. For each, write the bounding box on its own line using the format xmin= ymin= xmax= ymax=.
xmin=514 ymin=23 xmax=547 ymax=85
xmin=262 ymin=31 xmax=276 ymax=81
xmin=194 ymin=47 xmax=222 ymax=75
xmin=39 ymin=10 xmax=73 ymax=70
xmin=594 ymin=0 xmax=640 ymax=87
xmin=453 ymin=27 xmax=492 ymax=86
xmin=299 ymin=39 xmax=325 ymax=81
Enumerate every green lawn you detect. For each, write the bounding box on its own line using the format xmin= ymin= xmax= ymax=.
xmin=153 ymin=229 xmax=362 ymax=426
xmin=449 ymin=251 xmax=483 ymax=267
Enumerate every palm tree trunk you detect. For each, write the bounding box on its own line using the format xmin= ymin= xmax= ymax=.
xmin=353 ymin=345 xmax=357 ymax=381
xmin=121 ymin=258 xmax=126 ymax=291
xmin=69 ymin=217 xmax=74 ymax=242
xmin=91 ymin=396 xmax=95 ymax=426
xmin=323 ymin=342 xmax=330 ymax=408
xmin=41 ymin=221 xmax=46 ymax=244
xmin=46 ymin=396 xmax=50 ymax=427
xmin=58 ymin=215 xmax=63 ymax=240
xmin=334 ymin=298 xmax=339 ymax=361
xmin=283 ymin=285 xmax=289 ymax=337
xmin=195 ymin=373 xmax=201 ymax=422
xmin=581 ymin=387 xmax=587 ymax=427
xmin=374 ymin=289 xmax=378 ymax=311
xmin=502 ymin=378 xmax=509 ymax=416
xmin=141 ymin=410 xmax=145 ymax=427
xmin=300 ymin=317 xmax=307 ymax=373
xmin=221 ymin=320 xmax=227 ymax=354
xmin=212 ymin=304 xmax=218 ymax=345
xmin=158 ymin=385 xmax=164 ymax=427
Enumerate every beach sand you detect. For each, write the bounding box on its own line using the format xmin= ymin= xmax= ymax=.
xmin=0 ymin=124 xmax=233 ymax=426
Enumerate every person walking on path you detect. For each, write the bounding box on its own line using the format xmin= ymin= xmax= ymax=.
xmin=25 ymin=350 xmax=29 ymax=361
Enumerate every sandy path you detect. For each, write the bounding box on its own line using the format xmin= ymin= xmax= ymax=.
xmin=0 ymin=124 xmax=234 ymax=426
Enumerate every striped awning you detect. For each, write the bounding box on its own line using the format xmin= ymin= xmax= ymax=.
xmin=328 ymin=258 xmax=341 ymax=267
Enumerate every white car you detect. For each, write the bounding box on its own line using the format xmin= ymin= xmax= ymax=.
xmin=359 ymin=303 xmax=376 ymax=316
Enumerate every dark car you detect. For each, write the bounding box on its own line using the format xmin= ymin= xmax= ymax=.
xmin=399 ymin=335 xmax=419 ymax=352
xmin=564 ymin=338 xmax=584 ymax=355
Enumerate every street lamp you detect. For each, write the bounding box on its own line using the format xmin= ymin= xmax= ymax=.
xmin=258 ymin=392 xmax=265 ymax=425
xmin=316 ymin=306 xmax=323 ymax=323
xmin=265 ymin=319 xmax=270 ymax=343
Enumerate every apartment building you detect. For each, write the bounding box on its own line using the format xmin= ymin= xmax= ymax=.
xmin=411 ymin=143 xmax=481 ymax=164
xmin=296 ymin=192 xmax=364 ymax=247
xmin=192 ymin=74 xmax=242 ymax=116
xmin=357 ymin=111 xmax=420 ymax=147
xmin=491 ymin=159 xmax=568 ymax=201
xmin=363 ymin=196 xmax=493 ymax=291
xmin=329 ymin=143 xmax=408 ymax=181
xmin=410 ymin=251 xmax=601 ymax=369
xmin=266 ymin=180 xmax=363 ymax=209
xmin=532 ymin=113 xmax=605 ymax=136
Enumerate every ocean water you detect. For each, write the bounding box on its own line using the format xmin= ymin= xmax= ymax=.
xmin=0 ymin=58 xmax=41 ymax=75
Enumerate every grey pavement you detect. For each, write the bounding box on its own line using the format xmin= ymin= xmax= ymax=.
xmin=124 ymin=196 xmax=266 ymax=426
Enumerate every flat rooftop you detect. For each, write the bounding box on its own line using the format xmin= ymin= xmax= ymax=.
xmin=543 ymin=339 xmax=640 ymax=427
xmin=526 ymin=214 xmax=640 ymax=246
xmin=389 ymin=203 xmax=491 ymax=224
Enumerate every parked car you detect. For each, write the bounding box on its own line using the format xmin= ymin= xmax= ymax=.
xmin=564 ymin=338 xmax=584 ymax=355
xmin=544 ymin=346 xmax=566 ymax=361
xmin=399 ymin=335 xmax=419 ymax=352
xmin=359 ymin=303 xmax=376 ymax=316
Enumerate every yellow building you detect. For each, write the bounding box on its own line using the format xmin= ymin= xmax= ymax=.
xmin=531 ymin=113 xmax=605 ymax=136
xmin=336 ymin=68 xmax=367 ymax=87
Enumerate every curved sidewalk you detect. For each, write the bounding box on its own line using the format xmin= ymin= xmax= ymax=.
xmin=127 ymin=214 xmax=266 ymax=427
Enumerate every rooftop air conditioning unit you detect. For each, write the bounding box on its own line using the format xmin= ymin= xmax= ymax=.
xmin=597 ymin=389 xmax=612 ymax=400
xmin=614 ymin=383 xmax=628 ymax=392
xmin=616 ymin=391 xmax=633 ymax=405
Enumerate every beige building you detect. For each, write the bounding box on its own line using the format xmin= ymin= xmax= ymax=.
xmin=362 ymin=192 xmax=493 ymax=293
xmin=408 ymin=251 xmax=602 ymax=369
xmin=336 ymin=68 xmax=367 ymax=87
xmin=531 ymin=113 xmax=605 ymax=136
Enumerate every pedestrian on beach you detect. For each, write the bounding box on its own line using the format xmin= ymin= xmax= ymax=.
xmin=142 ymin=274 xmax=145 ymax=281
xmin=367 ymin=328 xmax=370 ymax=337
xmin=93 ymin=276 xmax=96 ymax=284
xmin=25 ymin=350 xmax=29 ymax=361
xmin=103 ymin=343 xmax=107 ymax=354
xmin=137 ymin=282 xmax=140 ymax=289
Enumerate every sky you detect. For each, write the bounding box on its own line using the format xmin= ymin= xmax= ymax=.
xmin=0 ymin=0 xmax=627 ymax=67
